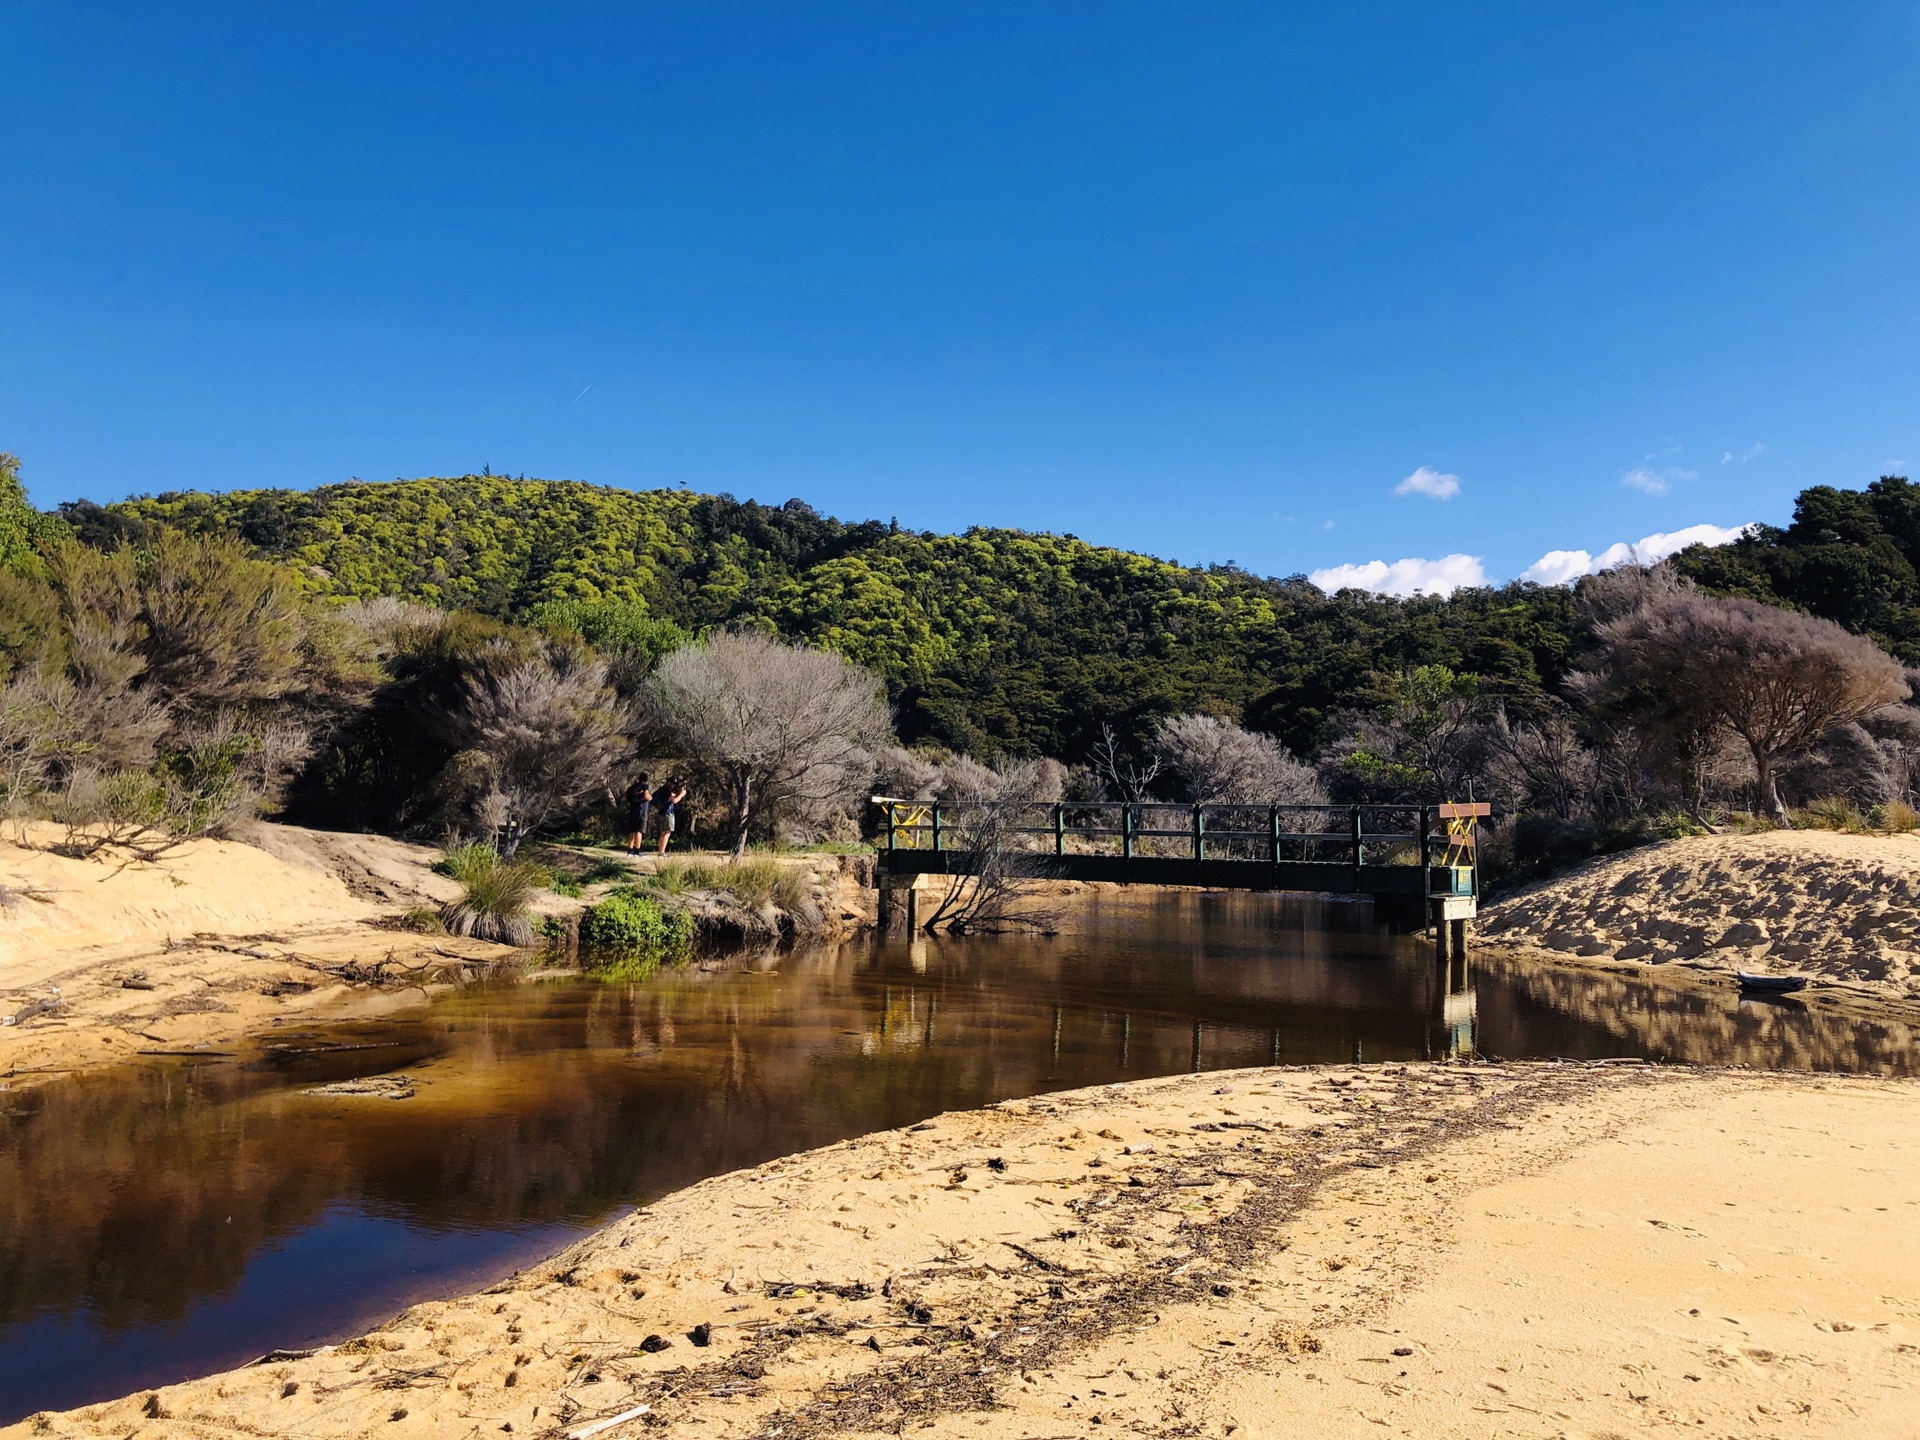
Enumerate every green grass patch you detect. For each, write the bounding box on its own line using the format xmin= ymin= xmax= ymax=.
xmin=637 ymin=857 xmax=809 ymax=909
xmin=579 ymin=856 xmax=634 ymax=885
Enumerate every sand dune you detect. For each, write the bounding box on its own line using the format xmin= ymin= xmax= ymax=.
xmin=1480 ymin=830 xmax=1920 ymax=1001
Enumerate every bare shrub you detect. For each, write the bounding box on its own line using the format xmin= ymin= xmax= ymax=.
xmin=873 ymin=744 xmax=946 ymax=801
xmin=1150 ymin=713 xmax=1325 ymax=805
xmin=0 ymin=672 xmax=70 ymax=817
xmin=44 ymin=715 xmax=307 ymax=859
xmin=1087 ymin=722 xmax=1162 ymax=803
xmin=1576 ymin=594 xmax=1907 ymax=824
xmin=1572 ymin=561 xmax=1696 ymax=632
xmin=1780 ymin=721 xmax=1897 ymax=808
xmin=434 ymin=645 xmax=632 ymax=854
xmin=1486 ymin=701 xmax=1599 ymax=819
xmin=643 ymin=630 xmax=889 ymax=860
xmin=918 ymin=757 xmax=1059 ymax=933
xmin=1861 ymin=702 xmax=1920 ymax=805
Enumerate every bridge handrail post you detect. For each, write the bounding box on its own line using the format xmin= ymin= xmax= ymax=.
xmin=931 ymin=804 xmax=942 ymax=853
xmin=1192 ymin=805 xmax=1204 ymax=862
xmin=1054 ymin=803 xmax=1065 ymax=858
xmin=1350 ymin=805 xmax=1363 ymax=876
xmin=1270 ymin=805 xmax=1280 ymax=867
xmin=1122 ymin=803 xmax=1134 ymax=861
xmin=886 ymin=803 xmax=896 ymax=852
xmin=1418 ymin=805 xmax=1431 ymax=887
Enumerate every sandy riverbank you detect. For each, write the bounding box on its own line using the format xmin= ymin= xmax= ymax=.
xmin=1479 ymin=829 xmax=1920 ymax=1003
xmin=11 ymin=1062 xmax=1914 ymax=1440
xmin=0 ymin=822 xmax=522 ymax=1085
xmin=0 ymin=822 xmax=879 ymax=1088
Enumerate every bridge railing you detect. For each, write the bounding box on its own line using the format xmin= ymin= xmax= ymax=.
xmin=872 ymin=798 xmax=1483 ymax=883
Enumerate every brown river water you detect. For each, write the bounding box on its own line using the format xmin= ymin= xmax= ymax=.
xmin=1 ymin=891 xmax=1912 ymax=1421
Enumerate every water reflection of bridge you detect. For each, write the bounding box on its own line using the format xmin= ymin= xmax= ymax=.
xmin=884 ymin=926 xmax=1479 ymax=1066
xmin=874 ymin=798 xmax=1488 ymax=954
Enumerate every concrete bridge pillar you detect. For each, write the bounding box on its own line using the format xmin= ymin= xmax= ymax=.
xmin=878 ymin=873 xmax=935 ymax=934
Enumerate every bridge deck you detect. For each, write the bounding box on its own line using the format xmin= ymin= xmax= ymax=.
xmin=876 ymin=846 xmax=1468 ymax=899
xmin=870 ymin=798 xmax=1486 ymax=911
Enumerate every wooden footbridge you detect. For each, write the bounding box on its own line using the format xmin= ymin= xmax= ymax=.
xmin=871 ymin=798 xmax=1488 ymax=951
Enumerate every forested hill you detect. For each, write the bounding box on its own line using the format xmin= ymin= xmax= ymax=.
xmin=65 ymin=477 xmax=1573 ymax=757
xmin=61 ymin=471 xmax=1918 ymax=758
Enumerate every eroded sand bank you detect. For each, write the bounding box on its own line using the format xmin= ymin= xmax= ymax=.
xmin=1479 ymin=830 xmax=1920 ymax=1002
xmin=15 ymin=1063 xmax=1915 ymax=1440
xmin=0 ymin=823 xmax=513 ymax=1085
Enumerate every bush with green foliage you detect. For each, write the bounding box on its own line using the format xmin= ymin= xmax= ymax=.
xmin=578 ymin=886 xmax=695 ymax=977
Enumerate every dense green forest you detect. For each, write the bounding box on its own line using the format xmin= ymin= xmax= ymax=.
xmin=56 ymin=471 xmax=1920 ymax=759
xmin=8 ymin=457 xmax=1920 ymax=870
xmin=63 ymin=474 xmax=1587 ymax=758
xmin=1671 ymin=476 xmax=1920 ymax=665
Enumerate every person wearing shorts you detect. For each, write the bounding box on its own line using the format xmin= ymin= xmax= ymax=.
xmin=656 ymin=781 xmax=687 ymax=855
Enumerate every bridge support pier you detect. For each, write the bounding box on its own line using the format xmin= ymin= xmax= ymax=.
xmin=1431 ymin=899 xmax=1471 ymax=961
xmin=878 ymin=874 xmax=919 ymax=934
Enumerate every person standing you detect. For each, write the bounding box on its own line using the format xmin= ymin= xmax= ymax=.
xmin=623 ymin=773 xmax=653 ymax=854
xmin=656 ymin=780 xmax=687 ymax=856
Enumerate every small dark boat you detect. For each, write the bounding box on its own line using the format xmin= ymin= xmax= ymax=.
xmin=1736 ymin=971 xmax=1808 ymax=994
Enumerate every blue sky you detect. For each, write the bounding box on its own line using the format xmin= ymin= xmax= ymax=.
xmin=3 ymin=2 xmax=1918 ymax=593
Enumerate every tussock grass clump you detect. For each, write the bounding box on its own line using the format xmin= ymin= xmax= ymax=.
xmin=1881 ymin=800 xmax=1920 ymax=834
xmin=437 ymin=844 xmax=543 ymax=946
xmin=1794 ymin=797 xmax=1872 ymax=833
xmin=712 ymin=857 xmax=809 ymax=909
xmin=579 ymin=887 xmax=695 ymax=979
xmin=642 ymin=857 xmax=808 ymax=909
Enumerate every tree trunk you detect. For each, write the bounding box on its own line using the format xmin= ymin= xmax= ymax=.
xmin=1755 ymin=749 xmax=1792 ymax=827
xmin=730 ymin=774 xmax=753 ymax=862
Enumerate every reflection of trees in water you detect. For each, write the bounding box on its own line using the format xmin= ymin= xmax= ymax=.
xmin=8 ymin=920 xmax=1905 ymax=1353
xmin=1474 ymin=953 xmax=1917 ymax=1075
xmin=0 ymin=933 xmax=1436 ymax=1337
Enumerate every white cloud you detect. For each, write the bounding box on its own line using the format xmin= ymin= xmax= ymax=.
xmin=1518 ymin=549 xmax=1600 ymax=587
xmin=1394 ymin=465 xmax=1461 ymax=500
xmin=1623 ymin=463 xmax=1697 ymax=495
xmin=1310 ymin=553 xmax=1488 ymax=598
xmin=1519 ymin=522 xmax=1755 ymax=586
